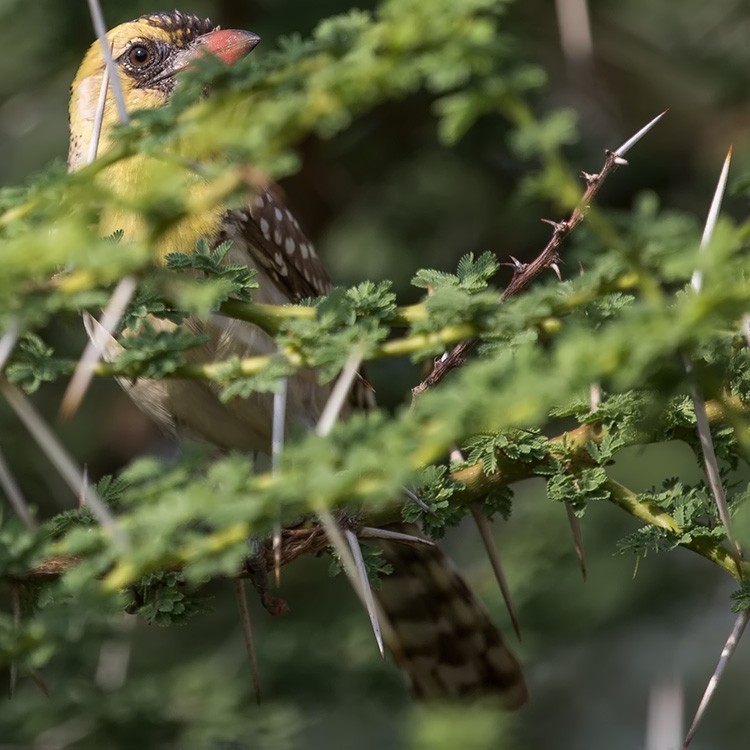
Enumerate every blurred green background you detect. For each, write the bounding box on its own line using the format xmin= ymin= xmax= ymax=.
xmin=2 ymin=0 xmax=750 ymax=748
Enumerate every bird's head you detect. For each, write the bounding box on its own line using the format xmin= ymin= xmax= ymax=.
xmin=68 ymin=11 xmax=260 ymax=171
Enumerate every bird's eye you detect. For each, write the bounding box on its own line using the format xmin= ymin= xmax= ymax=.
xmin=127 ymin=43 xmax=153 ymax=67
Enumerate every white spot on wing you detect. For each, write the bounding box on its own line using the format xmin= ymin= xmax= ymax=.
xmin=285 ymin=237 xmax=296 ymax=254
xmin=260 ymin=218 xmax=270 ymax=239
xmin=273 ymin=229 xmax=282 ymax=245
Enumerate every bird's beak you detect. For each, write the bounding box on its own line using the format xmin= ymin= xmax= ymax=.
xmin=152 ymin=29 xmax=260 ymax=87
xmin=191 ymin=29 xmax=261 ymax=66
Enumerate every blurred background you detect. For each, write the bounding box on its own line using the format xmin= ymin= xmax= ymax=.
xmin=1 ymin=0 xmax=750 ymax=748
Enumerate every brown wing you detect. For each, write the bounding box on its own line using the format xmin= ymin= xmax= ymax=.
xmin=221 ymin=184 xmax=332 ymax=302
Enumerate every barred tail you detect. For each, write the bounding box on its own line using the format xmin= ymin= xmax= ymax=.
xmin=373 ymin=529 xmax=527 ymax=708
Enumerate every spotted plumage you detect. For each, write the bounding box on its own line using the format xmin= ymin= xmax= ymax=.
xmin=69 ymin=10 xmax=526 ymax=706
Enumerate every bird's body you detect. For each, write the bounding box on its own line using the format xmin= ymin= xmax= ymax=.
xmin=69 ymin=11 xmax=526 ymax=706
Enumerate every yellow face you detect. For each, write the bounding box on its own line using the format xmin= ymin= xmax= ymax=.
xmin=68 ymin=12 xmax=259 ymax=256
xmin=69 ymin=12 xmax=259 ymax=170
xmin=68 ymin=13 xmax=219 ymax=171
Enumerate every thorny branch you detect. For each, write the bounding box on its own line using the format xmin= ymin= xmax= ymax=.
xmin=11 ymin=392 xmax=747 ymax=586
xmin=412 ymin=112 xmax=666 ymax=399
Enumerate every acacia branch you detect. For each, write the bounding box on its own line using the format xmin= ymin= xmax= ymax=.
xmin=412 ymin=113 xmax=667 ymax=398
xmin=10 ymin=394 xmax=742 ymax=586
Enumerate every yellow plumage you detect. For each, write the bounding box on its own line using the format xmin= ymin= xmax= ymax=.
xmin=69 ymin=11 xmax=526 ymax=706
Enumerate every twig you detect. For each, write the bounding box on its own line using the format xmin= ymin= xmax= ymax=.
xmin=412 ymin=110 xmax=668 ymax=398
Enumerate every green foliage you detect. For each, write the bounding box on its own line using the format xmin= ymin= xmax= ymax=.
xmin=2 ymin=0 xmax=750 ymax=747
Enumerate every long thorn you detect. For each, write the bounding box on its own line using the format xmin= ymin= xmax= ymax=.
xmin=316 ymin=349 xmax=364 ymax=437
xmin=271 ymin=379 xmax=288 ymax=587
xmin=686 ymin=369 xmax=741 ymax=567
xmin=358 ymin=527 xmax=435 ymax=546
xmin=401 ymin=486 xmax=437 ymax=516
xmin=0 ymin=445 xmax=37 ymax=530
xmin=85 ymin=0 xmax=129 ymax=124
xmin=9 ymin=585 xmax=20 ymax=698
xmin=317 ymin=507 xmax=385 ymax=657
xmin=614 ymin=110 xmax=668 ymax=157
xmin=345 ymin=529 xmax=384 ymax=657
xmin=1 ymin=382 xmax=127 ymax=550
xmin=469 ymin=503 xmax=522 ymax=641
xmin=232 ymin=580 xmax=262 ymax=705
xmin=85 ymin=59 xmax=110 ymax=164
xmin=683 ymin=610 xmax=749 ymax=748
xmin=683 ymin=147 xmax=741 ymax=567
xmin=313 ymin=349 xmax=383 ymax=655
xmin=60 ymin=275 xmax=138 ymax=419
xmin=0 ymin=319 xmax=20 ymax=371
xmin=564 ymin=502 xmax=587 ymax=580
xmin=646 ymin=676 xmax=683 ymax=750
xmin=691 ymin=145 xmax=732 ymax=293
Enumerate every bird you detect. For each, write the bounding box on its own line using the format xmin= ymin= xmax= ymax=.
xmin=68 ymin=10 xmax=527 ymax=706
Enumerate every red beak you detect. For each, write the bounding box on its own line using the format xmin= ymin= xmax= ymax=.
xmin=194 ymin=29 xmax=261 ymax=66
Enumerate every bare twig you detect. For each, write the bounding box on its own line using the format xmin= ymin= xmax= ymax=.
xmin=412 ymin=110 xmax=667 ymax=398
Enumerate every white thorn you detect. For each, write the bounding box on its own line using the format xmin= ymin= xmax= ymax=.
xmin=317 ymin=508 xmax=385 ymax=658
xmin=86 ymin=61 xmax=110 ymax=164
xmin=1 ymin=383 xmax=127 ymax=550
xmin=86 ymin=0 xmax=129 ymax=124
xmin=469 ymin=504 xmax=522 ymax=642
xmin=691 ymin=146 xmax=733 ymax=293
xmin=271 ymin=379 xmax=287 ymax=587
xmin=315 ymin=348 xmax=363 ymax=437
xmin=645 ymin=676 xmax=683 ymax=750
xmin=61 ymin=275 xmax=138 ymax=419
xmin=0 ymin=445 xmax=36 ymax=530
xmin=0 ymin=318 xmax=20 ymax=371
xmin=613 ymin=110 xmax=668 ymax=157
xmin=345 ymin=529 xmax=384 ymax=657
xmin=683 ymin=355 xmax=742 ymax=567
xmin=232 ymin=580 xmax=262 ymax=705
xmin=358 ymin=527 xmax=435 ymax=546
xmin=683 ymin=610 xmax=749 ymax=748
